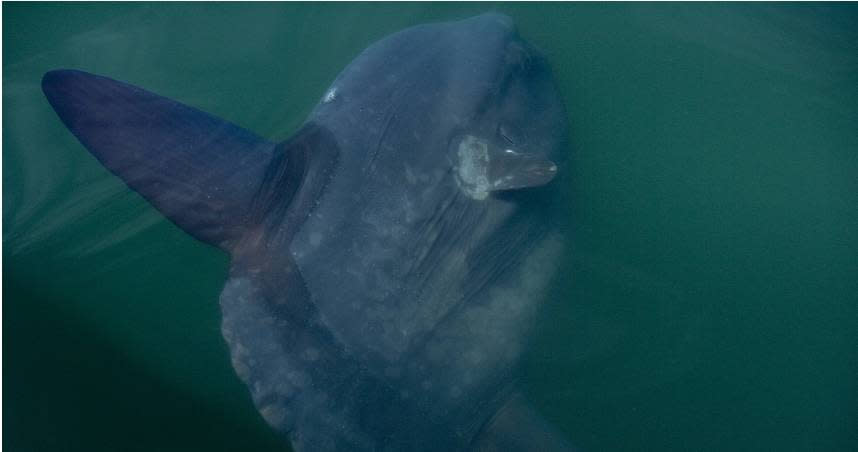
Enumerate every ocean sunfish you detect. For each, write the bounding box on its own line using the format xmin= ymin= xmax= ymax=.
xmin=42 ymin=12 xmax=571 ymax=451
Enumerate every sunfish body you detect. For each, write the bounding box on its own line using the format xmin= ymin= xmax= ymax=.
xmin=42 ymin=13 xmax=570 ymax=451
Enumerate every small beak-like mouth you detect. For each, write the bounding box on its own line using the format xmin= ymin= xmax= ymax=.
xmin=489 ymin=148 xmax=557 ymax=190
xmin=453 ymin=134 xmax=557 ymax=201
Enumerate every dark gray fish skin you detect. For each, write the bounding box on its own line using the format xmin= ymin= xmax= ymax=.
xmin=223 ymin=13 xmax=569 ymax=451
xmin=43 ymin=12 xmax=570 ymax=452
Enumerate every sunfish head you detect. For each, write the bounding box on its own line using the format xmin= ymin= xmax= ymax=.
xmin=311 ymin=12 xmax=567 ymax=200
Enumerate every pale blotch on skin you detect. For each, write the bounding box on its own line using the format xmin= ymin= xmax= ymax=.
xmin=455 ymin=135 xmax=491 ymax=200
xmin=419 ymin=232 xmax=565 ymax=402
xmin=304 ymin=347 xmax=320 ymax=361
xmin=322 ymin=87 xmax=338 ymax=103
xmin=260 ymin=403 xmax=288 ymax=426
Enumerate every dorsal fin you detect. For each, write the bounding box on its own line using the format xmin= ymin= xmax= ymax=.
xmin=42 ymin=69 xmax=275 ymax=251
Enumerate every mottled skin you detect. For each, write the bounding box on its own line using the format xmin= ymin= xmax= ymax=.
xmin=43 ymin=13 xmax=570 ymax=452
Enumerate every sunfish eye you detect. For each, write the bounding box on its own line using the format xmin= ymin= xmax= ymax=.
xmin=498 ymin=123 xmax=518 ymax=145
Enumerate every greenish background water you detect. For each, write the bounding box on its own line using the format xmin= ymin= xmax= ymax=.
xmin=4 ymin=3 xmax=857 ymax=451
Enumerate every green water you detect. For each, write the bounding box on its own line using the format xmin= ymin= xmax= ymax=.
xmin=4 ymin=3 xmax=857 ymax=451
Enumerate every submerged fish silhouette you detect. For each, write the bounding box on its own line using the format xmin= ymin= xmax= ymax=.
xmin=42 ymin=13 xmax=570 ymax=451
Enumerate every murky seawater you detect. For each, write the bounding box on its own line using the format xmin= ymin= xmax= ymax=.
xmin=5 ymin=3 xmax=857 ymax=451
